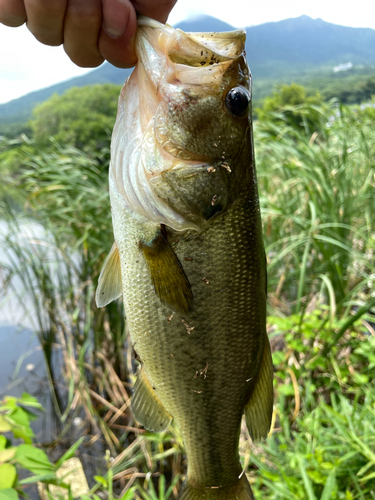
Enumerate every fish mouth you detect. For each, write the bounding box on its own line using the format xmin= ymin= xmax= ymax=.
xmin=137 ymin=16 xmax=246 ymax=67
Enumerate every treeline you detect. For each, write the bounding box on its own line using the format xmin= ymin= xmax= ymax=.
xmin=2 ymin=73 xmax=375 ymax=141
xmin=321 ymin=75 xmax=375 ymax=104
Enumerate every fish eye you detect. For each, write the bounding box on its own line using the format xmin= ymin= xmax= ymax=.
xmin=225 ymin=86 xmax=250 ymax=117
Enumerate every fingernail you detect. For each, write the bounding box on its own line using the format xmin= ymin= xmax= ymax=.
xmin=103 ymin=24 xmax=126 ymax=39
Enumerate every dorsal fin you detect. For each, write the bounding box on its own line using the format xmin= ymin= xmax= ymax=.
xmin=140 ymin=231 xmax=193 ymax=314
xmin=95 ymin=242 xmax=123 ymax=308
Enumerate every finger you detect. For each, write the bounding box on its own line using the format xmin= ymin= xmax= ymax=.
xmin=131 ymin=0 xmax=177 ymax=23
xmin=64 ymin=0 xmax=104 ymax=67
xmin=0 ymin=0 xmax=26 ymax=27
xmin=24 ymin=0 xmax=67 ymax=45
xmin=99 ymin=0 xmax=137 ymax=68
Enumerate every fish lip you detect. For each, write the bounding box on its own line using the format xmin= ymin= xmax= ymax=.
xmin=137 ymin=15 xmax=246 ymax=67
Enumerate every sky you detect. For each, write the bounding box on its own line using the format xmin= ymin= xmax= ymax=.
xmin=1 ymin=0 xmax=374 ymax=105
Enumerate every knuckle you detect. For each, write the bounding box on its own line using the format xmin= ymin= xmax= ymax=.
xmin=66 ymin=1 xmax=101 ymax=28
xmin=33 ymin=31 xmax=63 ymax=46
xmin=65 ymin=47 xmax=104 ymax=68
xmin=27 ymin=22 xmax=63 ymax=46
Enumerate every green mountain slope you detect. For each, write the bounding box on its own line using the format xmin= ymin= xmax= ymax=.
xmin=1 ymin=14 xmax=375 ymax=127
xmin=246 ymin=15 xmax=375 ymax=78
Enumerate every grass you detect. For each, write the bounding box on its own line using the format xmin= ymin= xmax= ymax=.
xmin=0 ymin=96 xmax=374 ymax=498
xmin=255 ymin=100 xmax=375 ymax=313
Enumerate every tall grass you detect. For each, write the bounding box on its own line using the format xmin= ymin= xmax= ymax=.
xmin=255 ymin=101 xmax=375 ymax=317
xmin=0 ymin=141 xmax=130 ymax=452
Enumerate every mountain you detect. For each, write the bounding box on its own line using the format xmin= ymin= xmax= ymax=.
xmin=1 ymin=15 xmax=375 ymax=126
xmin=245 ymin=15 xmax=375 ymax=77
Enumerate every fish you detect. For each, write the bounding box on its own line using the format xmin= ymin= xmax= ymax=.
xmin=96 ymin=16 xmax=273 ymax=500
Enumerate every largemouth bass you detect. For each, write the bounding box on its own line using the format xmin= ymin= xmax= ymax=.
xmin=96 ymin=16 xmax=273 ymax=500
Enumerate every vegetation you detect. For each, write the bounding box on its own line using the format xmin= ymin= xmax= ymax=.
xmin=0 ymin=84 xmax=374 ymax=499
xmin=31 ymin=85 xmax=121 ymax=153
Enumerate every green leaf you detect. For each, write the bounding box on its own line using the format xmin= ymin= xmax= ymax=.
xmin=353 ymin=373 xmax=369 ymax=384
xmin=308 ymin=470 xmax=325 ymax=485
xmin=55 ymin=437 xmax=84 ymax=470
xmin=320 ymin=470 xmax=336 ymax=500
xmin=0 ymin=397 xmax=17 ymax=412
xmin=120 ymin=487 xmax=138 ymax=500
xmin=0 ymin=489 xmax=19 ymax=500
xmin=278 ymin=383 xmax=295 ymax=396
xmin=18 ymin=472 xmax=57 ymax=485
xmin=0 ymin=463 xmax=17 ymax=488
xmin=0 ymin=449 xmax=16 ymax=463
xmin=272 ymin=351 xmax=285 ymax=365
xmin=320 ymin=462 xmax=334 ymax=470
xmin=18 ymin=393 xmax=43 ymax=410
xmin=7 ymin=408 xmax=34 ymax=443
xmin=298 ymin=457 xmax=317 ymax=500
xmin=15 ymin=444 xmax=53 ymax=474
xmin=0 ymin=418 xmax=12 ymax=434
xmin=93 ymin=476 xmax=107 ymax=488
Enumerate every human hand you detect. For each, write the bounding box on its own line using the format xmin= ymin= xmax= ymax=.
xmin=0 ymin=0 xmax=177 ymax=68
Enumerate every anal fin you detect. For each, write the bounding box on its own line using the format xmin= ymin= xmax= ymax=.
xmin=244 ymin=333 xmax=274 ymax=441
xmin=131 ymin=368 xmax=172 ymax=433
xmin=95 ymin=242 xmax=122 ymax=308
xmin=140 ymin=231 xmax=193 ymax=314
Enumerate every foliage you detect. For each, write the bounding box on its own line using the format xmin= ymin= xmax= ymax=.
xmin=255 ymin=84 xmax=326 ymax=133
xmin=247 ymin=309 xmax=375 ymax=499
xmin=0 ymin=139 xmax=127 ymax=457
xmin=255 ymin=97 xmax=375 ymax=310
xmin=30 ymin=85 xmax=121 ymax=154
xmin=257 ymin=84 xmax=323 ymax=114
xmin=324 ymin=76 xmax=375 ymax=105
xmin=0 ymin=393 xmax=69 ymax=499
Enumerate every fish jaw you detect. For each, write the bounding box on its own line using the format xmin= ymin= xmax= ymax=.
xmin=110 ymin=16 xmax=255 ymax=231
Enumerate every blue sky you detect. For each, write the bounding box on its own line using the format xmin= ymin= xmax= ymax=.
xmin=1 ymin=0 xmax=374 ymax=105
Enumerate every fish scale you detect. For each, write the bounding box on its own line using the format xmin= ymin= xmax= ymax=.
xmin=96 ymin=16 xmax=273 ymax=500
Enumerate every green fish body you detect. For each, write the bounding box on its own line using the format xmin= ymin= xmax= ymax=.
xmin=96 ymin=17 xmax=273 ymax=500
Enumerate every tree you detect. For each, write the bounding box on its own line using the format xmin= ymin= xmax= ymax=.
xmin=30 ymin=84 xmax=122 ymax=153
xmin=259 ymin=83 xmax=323 ymax=113
xmin=255 ymin=84 xmax=326 ymax=135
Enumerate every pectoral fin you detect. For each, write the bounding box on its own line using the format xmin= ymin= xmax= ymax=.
xmin=95 ymin=242 xmax=122 ymax=308
xmin=131 ymin=368 xmax=172 ymax=432
xmin=244 ymin=333 xmax=274 ymax=441
xmin=140 ymin=231 xmax=193 ymax=314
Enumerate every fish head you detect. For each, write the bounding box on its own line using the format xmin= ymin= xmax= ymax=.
xmin=110 ymin=17 xmax=255 ymax=231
